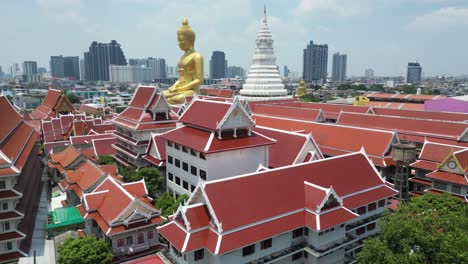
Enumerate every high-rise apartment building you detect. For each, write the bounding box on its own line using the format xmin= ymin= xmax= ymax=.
xmin=209 ymin=51 xmax=227 ymax=79
xmin=50 ymin=56 xmax=80 ymax=80
xmin=79 ymin=59 xmax=86 ymax=80
xmin=365 ymin=68 xmax=374 ymax=80
xmin=303 ymin=41 xmax=328 ymax=84
xmin=84 ymin=40 xmax=127 ymax=81
xmin=22 ymin=61 xmax=38 ymax=83
xmin=109 ymin=65 xmax=154 ymax=83
xmin=406 ymin=62 xmax=422 ymax=83
xmin=331 ymin=52 xmax=347 ymax=82
xmin=129 ymin=58 xmax=166 ymax=79
xmin=227 ymin=66 xmax=246 ymax=78
xmin=283 ymin=65 xmax=290 ymax=78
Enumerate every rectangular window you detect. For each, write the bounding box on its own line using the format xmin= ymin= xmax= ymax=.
xmin=183 ymin=181 xmax=189 ymax=190
xmin=304 ymin=227 xmax=309 ymax=236
xmin=172 ymin=246 xmax=182 ymax=258
xmin=168 ymin=173 xmax=174 ymax=181
xmin=368 ymin=203 xmax=377 ymax=211
xmin=137 ymin=232 xmax=144 ymax=244
xmin=191 ymin=185 xmax=195 ymax=192
xmin=175 ymin=159 xmax=180 ymax=168
xmin=117 ymin=238 xmax=124 ymax=247
xmin=200 ymin=170 xmax=207 ymax=180
xmin=4 ymin=222 xmax=10 ymax=231
xmin=292 ymin=228 xmax=303 ymax=238
xmin=357 ymin=206 xmax=366 ymax=215
xmin=2 ymin=202 xmax=8 ymax=211
xmin=191 ymin=166 xmax=197 ymax=176
xmin=174 ymin=144 xmax=180 ymax=150
xmin=147 ymin=230 xmax=154 ymax=240
xmin=194 ymin=249 xmax=204 ymax=261
xmin=126 ymin=236 xmax=133 ymax=245
xmin=182 ymin=147 xmax=188 ymax=153
xmin=168 ymin=156 xmax=173 ymax=165
xmin=200 ymin=153 xmax=206 ymax=160
xmin=0 ymin=181 xmax=5 ymax=189
xmin=291 ymin=252 xmax=302 ymax=261
xmin=356 ymin=227 xmax=366 ymax=235
xmin=242 ymin=244 xmax=255 ymax=256
xmin=6 ymin=242 xmax=12 ymax=251
xmin=260 ymin=238 xmax=272 ymax=250
xmin=451 ymin=184 xmax=462 ymax=194
xmin=183 ymin=162 xmax=188 ymax=171
xmin=378 ymin=199 xmax=386 ymax=207
xmin=434 ymin=181 xmax=448 ymax=191
xmin=175 ymin=177 xmax=180 ymax=185
xmin=367 ymin=223 xmax=376 ymax=231
xmin=167 ymin=142 xmax=173 ymax=147
xmin=190 ymin=150 xmax=197 ymax=157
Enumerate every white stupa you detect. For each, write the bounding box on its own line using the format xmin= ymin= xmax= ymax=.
xmin=239 ymin=6 xmax=290 ymax=101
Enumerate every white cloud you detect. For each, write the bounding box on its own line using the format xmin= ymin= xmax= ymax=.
xmin=407 ymin=7 xmax=468 ymax=31
xmin=292 ymin=0 xmax=372 ymax=17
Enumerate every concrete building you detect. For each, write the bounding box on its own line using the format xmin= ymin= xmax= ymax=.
xmin=109 ymin=65 xmax=153 ymax=83
xmin=79 ymin=59 xmax=86 ymax=80
xmin=331 ymin=53 xmax=347 ymax=82
xmin=303 ymin=41 xmax=328 ymax=84
xmin=159 ymin=151 xmax=398 ymax=264
xmin=283 ymin=65 xmax=290 ymax=78
xmin=239 ymin=8 xmax=289 ymax=101
xmin=227 ymin=66 xmax=245 ymax=78
xmin=209 ymin=51 xmax=227 ymax=79
xmin=50 ymin=56 xmax=64 ymax=78
xmin=365 ymin=68 xmax=374 ymax=80
xmin=130 ymin=58 xmax=166 ymax=79
xmin=406 ymin=62 xmax=422 ymax=84
xmin=84 ymin=40 xmax=127 ymax=81
xmin=22 ymin=61 xmax=37 ymax=83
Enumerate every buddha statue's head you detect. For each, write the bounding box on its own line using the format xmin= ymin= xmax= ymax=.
xmin=177 ymin=17 xmax=196 ymax=51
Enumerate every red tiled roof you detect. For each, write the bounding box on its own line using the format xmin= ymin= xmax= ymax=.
xmin=160 ymin=126 xmax=275 ymax=154
xmin=367 ymin=102 xmax=425 ymax=111
xmin=337 ymin=112 xmax=468 ymax=142
xmin=184 ymin=204 xmax=211 ymax=230
xmin=203 ymin=153 xmax=388 ymax=231
xmin=306 ymin=208 xmax=357 ymax=231
xmin=372 ymin=107 xmax=468 ymax=123
xmin=366 ymin=92 xmax=446 ymax=101
xmin=426 ymin=171 xmax=468 ymax=185
xmin=455 ymin=149 xmax=468 ymax=171
xmin=179 ymin=100 xmax=232 ymax=130
xmin=199 ymin=88 xmax=234 ymax=98
xmin=254 ymin=126 xmax=321 ymax=168
xmin=70 ymin=133 xmax=115 ymax=144
xmin=121 ymin=181 xmax=148 ymax=199
xmin=50 ymin=146 xmax=81 ymax=168
xmin=124 ymin=254 xmax=166 ymax=264
xmin=270 ymin=101 xmax=369 ymax=120
xmin=253 ymin=115 xmax=395 ymax=167
xmin=158 ymin=222 xmax=187 ymax=251
xmin=66 ymin=160 xmax=105 ymax=191
xmin=252 ymin=104 xmax=324 ymax=122
xmin=410 ymin=160 xmax=437 ymax=171
xmin=343 ymin=185 xmax=398 ymax=209
xmin=419 ymin=141 xmax=465 ymax=162
xmin=92 ymin=137 xmax=117 ymax=156
xmin=0 ymin=97 xmax=23 ymax=140
xmin=409 ymin=177 xmax=432 ymax=186
xmin=129 ymin=86 xmax=157 ymax=109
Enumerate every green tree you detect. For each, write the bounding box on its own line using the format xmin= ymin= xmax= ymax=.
xmin=155 ymin=192 xmax=190 ymax=217
xmin=98 ymin=155 xmax=115 ymax=165
xmin=358 ymin=194 xmax=468 ymax=264
xmin=119 ymin=166 xmax=164 ymax=197
xmin=300 ymin=94 xmax=320 ymax=102
xmin=57 ymin=236 xmax=113 ymax=264
xmin=66 ymin=93 xmax=81 ymax=104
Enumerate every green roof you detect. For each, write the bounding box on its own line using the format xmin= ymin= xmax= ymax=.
xmin=46 ymin=207 xmax=84 ymax=230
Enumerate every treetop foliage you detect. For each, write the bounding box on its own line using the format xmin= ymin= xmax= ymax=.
xmin=57 ymin=235 xmax=113 ymax=264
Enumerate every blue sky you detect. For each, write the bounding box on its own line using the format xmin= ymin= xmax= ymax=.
xmin=1 ymin=0 xmax=468 ymax=77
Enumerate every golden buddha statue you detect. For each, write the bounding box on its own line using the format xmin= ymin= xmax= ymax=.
xmin=296 ymin=80 xmax=306 ymax=97
xmin=163 ymin=17 xmax=204 ymax=104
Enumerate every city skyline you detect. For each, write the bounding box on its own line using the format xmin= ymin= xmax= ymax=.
xmin=1 ymin=0 xmax=468 ymax=77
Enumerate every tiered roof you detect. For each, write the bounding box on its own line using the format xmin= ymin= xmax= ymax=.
xmin=158 ymin=152 xmax=397 ymax=254
xmin=30 ymin=89 xmax=77 ymax=120
xmin=78 ymin=176 xmax=164 ymax=235
xmin=370 ymin=107 xmax=468 ymax=123
xmin=199 ymin=88 xmax=233 ymax=98
xmin=251 ymin=104 xmax=325 ymax=122
xmin=112 ymin=85 xmax=178 ymax=131
xmin=143 ymin=134 xmax=166 ymax=167
xmin=253 ymin=114 xmax=398 ymax=167
xmin=0 ymin=96 xmax=41 ymax=262
xmin=365 ymin=92 xmax=446 ymax=102
xmin=366 ymin=101 xmax=425 ymax=111
xmin=160 ymin=97 xmax=276 ymax=154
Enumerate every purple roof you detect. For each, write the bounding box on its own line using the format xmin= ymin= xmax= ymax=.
xmin=425 ymin=98 xmax=468 ymax=113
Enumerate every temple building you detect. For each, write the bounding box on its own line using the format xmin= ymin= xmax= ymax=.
xmin=30 ymin=88 xmax=77 ymax=120
xmin=112 ymin=85 xmax=178 ymax=169
xmin=159 ymin=151 xmax=398 ymax=264
xmin=0 ymin=97 xmax=42 ymax=263
xmin=410 ymin=140 xmax=467 ymax=202
xmin=239 ymin=8 xmax=290 ymax=101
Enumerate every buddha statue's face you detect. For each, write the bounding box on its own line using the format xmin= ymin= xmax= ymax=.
xmin=177 ymin=34 xmax=193 ymax=51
